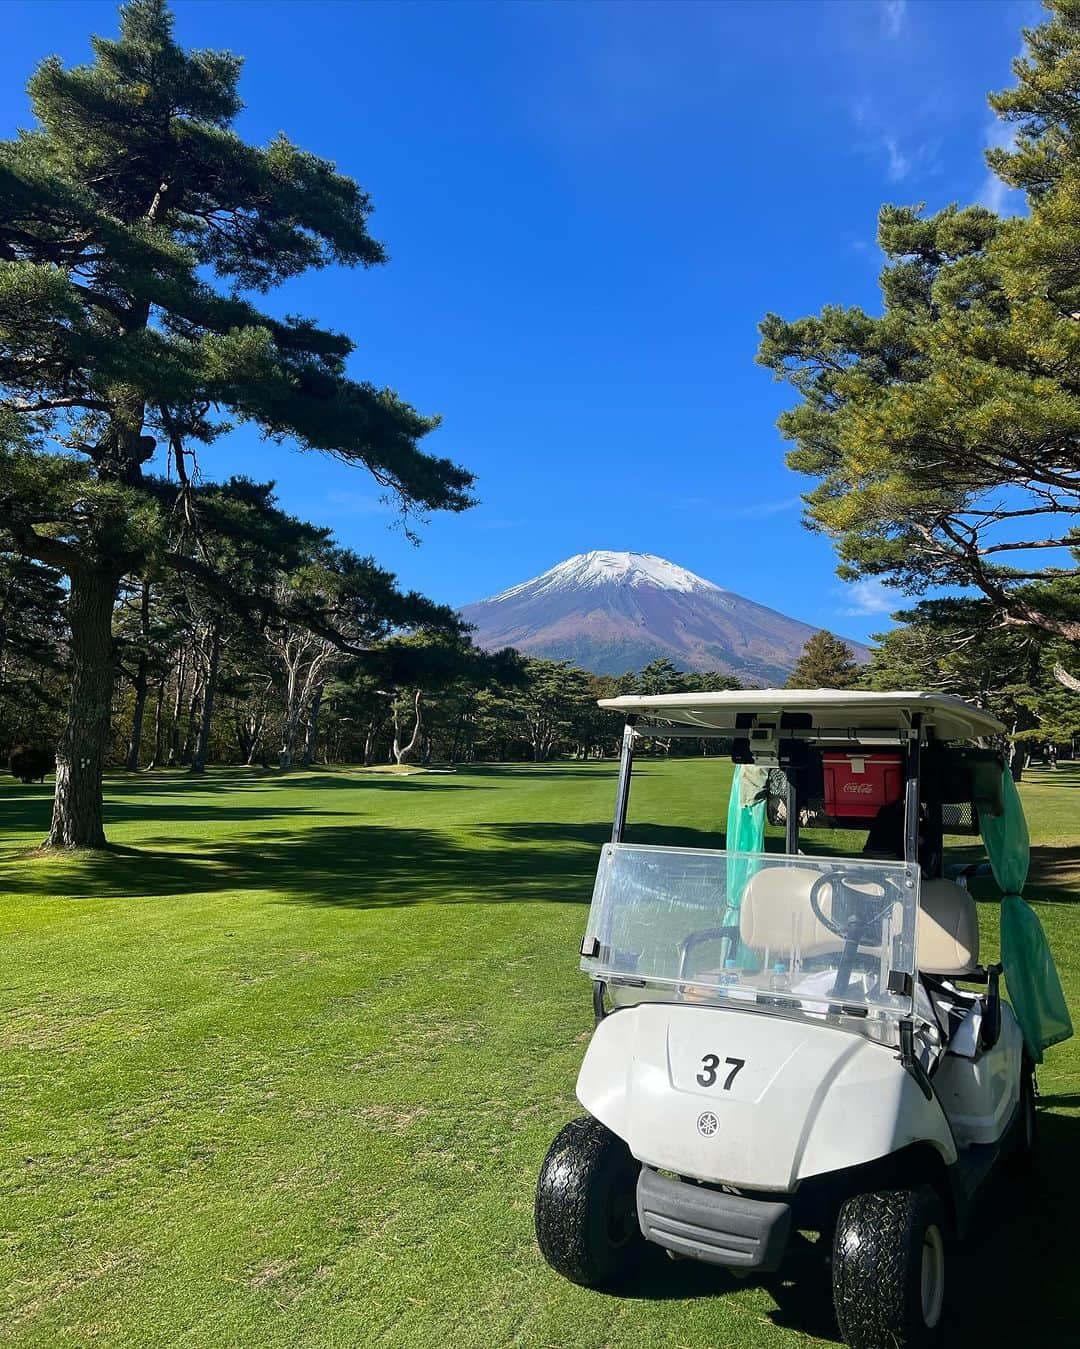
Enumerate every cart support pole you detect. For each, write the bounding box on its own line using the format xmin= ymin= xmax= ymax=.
xmin=785 ymin=773 xmax=799 ymax=854
xmin=612 ymin=716 xmax=637 ymax=843
xmin=904 ymin=712 xmax=923 ymax=867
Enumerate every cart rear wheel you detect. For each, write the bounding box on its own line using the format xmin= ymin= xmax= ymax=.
xmin=832 ymin=1185 xmax=949 ymax=1348
xmin=535 ymin=1115 xmax=645 ymax=1289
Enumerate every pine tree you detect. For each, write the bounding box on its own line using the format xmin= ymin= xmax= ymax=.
xmin=757 ymin=0 xmax=1079 ymax=647
xmin=785 ymin=631 xmax=859 ymax=690
xmin=0 ymin=1 xmax=473 ymax=845
xmin=863 ymin=598 xmax=1080 ymax=777
xmin=0 ymin=552 xmax=67 ymax=749
xmin=637 ymin=658 xmax=687 ymax=695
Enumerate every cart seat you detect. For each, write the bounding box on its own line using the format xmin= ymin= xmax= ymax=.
xmin=917 ymin=879 xmax=979 ymax=977
xmin=738 ymin=869 xmax=979 ymax=977
xmin=739 ymin=867 xmax=844 ymax=958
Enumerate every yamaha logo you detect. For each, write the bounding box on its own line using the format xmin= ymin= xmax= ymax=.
xmin=697 ymin=1111 xmax=719 ymax=1137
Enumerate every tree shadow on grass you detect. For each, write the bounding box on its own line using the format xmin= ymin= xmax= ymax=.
xmin=109 ymin=770 xmax=499 ymax=795
xmin=2 ymin=775 xmax=1075 ymax=919
xmin=0 ymin=771 xmax=499 ymax=843
xmin=768 ymin=1109 xmax=1080 ymax=1339
xmin=1023 ymin=763 xmax=1080 ymax=789
xmin=0 ymin=791 xmax=357 ymax=839
xmin=2 ymin=818 xmax=708 ymax=906
xmin=450 ymin=763 xmax=631 ymax=780
xmin=617 ymin=1110 xmax=1080 ymax=1344
xmin=1024 ymin=847 xmax=1080 ymax=904
xmin=942 ymin=839 xmax=1080 ymax=906
xmin=948 ymin=1109 xmax=1080 ymax=1339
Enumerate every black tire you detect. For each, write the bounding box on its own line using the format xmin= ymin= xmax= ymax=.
xmin=832 ymin=1185 xmax=949 ymax=1349
xmin=534 ymin=1115 xmax=645 ymax=1289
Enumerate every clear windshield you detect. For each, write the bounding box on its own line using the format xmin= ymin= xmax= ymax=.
xmin=581 ymin=844 xmax=920 ymax=1026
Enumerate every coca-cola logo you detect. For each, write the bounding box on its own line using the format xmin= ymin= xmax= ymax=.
xmin=842 ymin=781 xmax=875 ymax=795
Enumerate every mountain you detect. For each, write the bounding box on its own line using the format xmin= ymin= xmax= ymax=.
xmin=459 ymin=551 xmax=871 ymax=684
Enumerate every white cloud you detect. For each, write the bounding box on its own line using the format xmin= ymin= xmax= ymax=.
xmin=734 ymin=495 xmax=802 ymax=519
xmin=978 ymin=117 xmax=1021 ymax=216
xmin=885 ymin=138 xmax=910 ymax=181
xmin=838 ymin=579 xmax=897 ymax=617
xmin=883 ymin=136 xmax=939 ymax=183
xmin=676 ymin=493 xmax=802 ymax=519
xmin=882 ymin=0 xmax=907 ymax=39
xmin=845 ymin=92 xmax=937 ymax=183
xmin=979 ymin=173 xmax=1011 ymax=214
xmin=323 ymin=490 xmax=392 ymax=517
xmin=838 ymin=7 xmax=946 ymax=186
xmin=475 ymin=516 xmax=526 ymax=531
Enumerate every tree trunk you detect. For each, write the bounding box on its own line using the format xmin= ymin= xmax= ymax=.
xmin=46 ymin=567 xmax=119 ymax=848
xmin=301 ymin=682 xmax=323 ymax=766
xmin=1009 ymin=739 xmax=1027 ymax=783
xmin=392 ymin=689 xmax=424 ymax=765
xmin=244 ymin=713 xmax=264 ymax=766
xmin=364 ymin=718 xmax=379 ymax=766
xmin=127 ymin=667 xmax=148 ymax=770
xmin=190 ymin=618 xmax=222 ymax=774
xmin=125 ymin=578 xmax=152 ymax=771
xmin=279 ymin=665 xmax=302 ymax=769
xmin=181 ymin=672 xmax=203 ymax=765
xmin=147 ymin=679 xmax=165 ymax=769
xmin=166 ymin=644 xmax=187 ymax=767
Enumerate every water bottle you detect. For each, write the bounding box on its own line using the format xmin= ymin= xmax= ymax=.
xmin=720 ymin=957 xmax=739 ymax=989
xmin=770 ymin=961 xmax=789 ymax=992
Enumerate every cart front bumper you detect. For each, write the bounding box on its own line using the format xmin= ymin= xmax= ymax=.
xmin=636 ymin=1167 xmax=791 ymax=1272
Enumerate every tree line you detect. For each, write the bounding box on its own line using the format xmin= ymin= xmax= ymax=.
xmin=1 ymin=553 xmax=745 ymax=777
xmin=6 ymin=545 xmax=1077 ymax=784
xmin=785 ymin=628 xmax=1080 ymax=777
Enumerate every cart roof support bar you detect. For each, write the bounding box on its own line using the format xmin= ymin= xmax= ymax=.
xmin=627 ymin=722 xmax=910 ymax=744
xmin=904 ymin=712 xmax=923 ymax=868
xmin=612 ymin=716 xmax=637 ymax=843
xmin=785 ymin=772 xmax=799 ymax=854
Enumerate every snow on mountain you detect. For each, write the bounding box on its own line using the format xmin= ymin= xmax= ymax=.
xmin=460 ymin=550 xmax=871 ymax=684
xmin=492 ymin=551 xmax=721 ymax=600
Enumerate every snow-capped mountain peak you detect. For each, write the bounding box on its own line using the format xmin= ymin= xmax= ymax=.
xmin=461 ymin=549 xmax=871 ymax=683
xmin=490 ymin=551 xmax=723 ymax=602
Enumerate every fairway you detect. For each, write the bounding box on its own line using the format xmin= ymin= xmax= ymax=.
xmin=1 ymin=761 xmax=1078 ymax=1347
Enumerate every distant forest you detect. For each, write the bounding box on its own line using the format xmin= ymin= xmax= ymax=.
xmin=3 ymin=556 xmax=1077 ymax=775
xmin=1 ymin=545 xmax=745 ymax=771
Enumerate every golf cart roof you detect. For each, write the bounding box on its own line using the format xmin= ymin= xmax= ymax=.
xmin=598 ymin=689 xmax=1005 ymax=741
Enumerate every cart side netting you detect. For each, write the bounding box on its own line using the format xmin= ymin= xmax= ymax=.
xmin=980 ymin=768 xmax=1073 ymax=1062
xmin=581 ymin=844 xmax=920 ymax=1026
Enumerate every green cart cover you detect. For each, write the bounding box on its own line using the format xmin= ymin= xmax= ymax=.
xmin=723 ymin=765 xmax=767 ymax=934
xmin=980 ymin=769 xmax=1073 ymax=1063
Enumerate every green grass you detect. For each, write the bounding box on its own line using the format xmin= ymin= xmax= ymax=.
xmin=0 ymin=759 xmax=1077 ymax=1347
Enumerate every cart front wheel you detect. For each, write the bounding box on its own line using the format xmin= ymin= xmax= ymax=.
xmin=534 ymin=1115 xmax=645 ymax=1289
xmin=832 ymin=1185 xmax=949 ymax=1348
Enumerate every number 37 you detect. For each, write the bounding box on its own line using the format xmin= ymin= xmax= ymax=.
xmin=696 ymin=1054 xmax=745 ymax=1090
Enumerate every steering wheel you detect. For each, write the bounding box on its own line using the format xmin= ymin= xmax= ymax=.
xmin=809 ymin=870 xmax=903 ymax=1000
xmin=809 ymin=870 xmax=897 ymax=941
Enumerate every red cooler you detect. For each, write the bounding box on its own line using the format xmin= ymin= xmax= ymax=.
xmin=822 ymin=751 xmax=904 ymax=819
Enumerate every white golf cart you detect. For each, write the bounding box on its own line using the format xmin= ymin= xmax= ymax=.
xmin=535 ymin=690 xmax=1070 ymax=1348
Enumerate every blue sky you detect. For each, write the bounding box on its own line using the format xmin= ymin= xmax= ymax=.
xmin=2 ymin=0 xmax=1037 ymax=643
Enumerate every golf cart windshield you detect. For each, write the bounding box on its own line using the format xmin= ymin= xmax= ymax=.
xmin=581 ymin=844 xmax=920 ymax=1027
